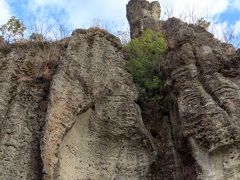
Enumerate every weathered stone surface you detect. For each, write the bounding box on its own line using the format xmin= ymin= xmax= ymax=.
xmin=127 ymin=0 xmax=240 ymax=179
xmin=0 ymin=28 xmax=157 ymax=179
xmin=41 ymin=29 xmax=157 ymax=180
xmin=127 ymin=0 xmax=161 ymax=38
xmin=164 ymin=18 xmax=240 ymax=180
xmin=0 ymin=42 xmax=63 ymax=180
xmin=1 ymin=0 xmax=240 ymax=179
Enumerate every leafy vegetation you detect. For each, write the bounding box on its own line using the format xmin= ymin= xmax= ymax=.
xmin=0 ymin=16 xmax=26 ymax=43
xmin=125 ymin=29 xmax=170 ymax=114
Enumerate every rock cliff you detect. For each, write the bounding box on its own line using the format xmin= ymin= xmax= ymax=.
xmin=0 ymin=0 xmax=240 ymax=179
xmin=0 ymin=28 xmax=158 ymax=180
xmin=127 ymin=0 xmax=240 ymax=179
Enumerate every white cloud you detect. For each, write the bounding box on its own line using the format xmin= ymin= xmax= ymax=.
xmin=28 ymin=0 xmax=129 ymax=30
xmin=25 ymin=0 xmax=232 ymax=31
xmin=62 ymin=0 xmax=128 ymax=27
xmin=209 ymin=21 xmax=228 ymax=41
xmin=20 ymin=0 xmax=240 ymax=44
xmin=233 ymin=20 xmax=240 ymax=34
xmin=231 ymin=0 xmax=240 ymax=11
xmin=0 ymin=0 xmax=12 ymax=25
xmin=159 ymin=0 xmax=230 ymax=22
xmin=207 ymin=19 xmax=240 ymax=47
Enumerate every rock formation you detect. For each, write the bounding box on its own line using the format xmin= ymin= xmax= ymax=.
xmin=127 ymin=0 xmax=240 ymax=179
xmin=0 ymin=41 xmax=62 ymax=180
xmin=41 ymin=29 xmax=157 ymax=180
xmin=0 ymin=29 xmax=157 ymax=179
xmin=127 ymin=0 xmax=161 ymax=39
xmin=0 ymin=0 xmax=240 ymax=179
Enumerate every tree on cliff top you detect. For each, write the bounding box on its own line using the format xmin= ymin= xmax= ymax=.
xmin=0 ymin=16 xmax=26 ymax=43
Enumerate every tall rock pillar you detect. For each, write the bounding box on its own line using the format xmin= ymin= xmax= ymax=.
xmin=126 ymin=0 xmax=161 ymax=38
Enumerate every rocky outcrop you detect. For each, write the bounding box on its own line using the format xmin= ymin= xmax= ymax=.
xmin=164 ymin=18 xmax=240 ymax=180
xmin=1 ymin=0 xmax=240 ymax=179
xmin=41 ymin=29 xmax=157 ymax=180
xmin=0 ymin=42 xmax=62 ymax=180
xmin=0 ymin=29 xmax=157 ymax=179
xmin=127 ymin=0 xmax=161 ymax=39
xmin=127 ymin=0 xmax=240 ymax=179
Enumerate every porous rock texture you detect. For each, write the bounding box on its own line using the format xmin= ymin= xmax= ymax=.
xmin=0 ymin=0 xmax=240 ymax=179
xmin=127 ymin=0 xmax=161 ymax=39
xmin=0 ymin=29 xmax=157 ymax=180
xmin=42 ymin=29 xmax=157 ymax=180
xmin=127 ymin=0 xmax=240 ymax=179
xmin=0 ymin=41 xmax=63 ymax=180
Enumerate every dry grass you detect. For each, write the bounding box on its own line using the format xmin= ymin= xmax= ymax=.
xmin=88 ymin=27 xmax=109 ymax=34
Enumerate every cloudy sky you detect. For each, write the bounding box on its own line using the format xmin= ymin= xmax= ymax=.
xmin=0 ymin=0 xmax=240 ymax=41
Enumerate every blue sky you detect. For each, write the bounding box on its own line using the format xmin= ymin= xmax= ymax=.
xmin=0 ymin=0 xmax=240 ymax=41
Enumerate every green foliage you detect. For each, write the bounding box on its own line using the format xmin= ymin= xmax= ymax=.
xmin=197 ymin=17 xmax=210 ymax=29
xmin=0 ymin=16 xmax=26 ymax=43
xmin=126 ymin=29 xmax=170 ymax=113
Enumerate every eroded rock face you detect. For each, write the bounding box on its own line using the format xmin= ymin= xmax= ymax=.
xmin=164 ymin=18 xmax=240 ymax=180
xmin=1 ymin=0 xmax=240 ymax=179
xmin=127 ymin=0 xmax=161 ymax=38
xmin=0 ymin=29 xmax=157 ymax=179
xmin=0 ymin=42 xmax=63 ymax=180
xmin=127 ymin=0 xmax=240 ymax=179
xmin=41 ymin=29 xmax=157 ymax=180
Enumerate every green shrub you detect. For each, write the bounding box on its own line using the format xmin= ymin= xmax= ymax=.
xmin=125 ymin=29 xmax=170 ymax=114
